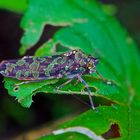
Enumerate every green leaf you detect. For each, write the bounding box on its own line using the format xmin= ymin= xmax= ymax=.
xmin=44 ymin=105 xmax=128 ymax=140
xmin=20 ymin=0 xmax=97 ymax=54
xmin=4 ymin=0 xmax=140 ymax=139
xmin=35 ymin=39 xmax=56 ymax=57
xmin=4 ymin=78 xmax=58 ymax=107
xmin=0 ymin=0 xmax=27 ymax=13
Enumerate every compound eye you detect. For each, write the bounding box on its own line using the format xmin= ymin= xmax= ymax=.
xmin=87 ymin=62 xmax=93 ymax=69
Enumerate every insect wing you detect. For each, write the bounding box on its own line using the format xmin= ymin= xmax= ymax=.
xmin=0 ymin=54 xmax=74 ymax=80
xmin=0 ymin=56 xmax=55 ymax=80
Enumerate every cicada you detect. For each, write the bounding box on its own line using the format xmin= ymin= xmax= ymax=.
xmin=0 ymin=49 xmax=99 ymax=110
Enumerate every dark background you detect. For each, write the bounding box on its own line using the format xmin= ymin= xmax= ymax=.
xmin=0 ymin=0 xmax=140 ymax=139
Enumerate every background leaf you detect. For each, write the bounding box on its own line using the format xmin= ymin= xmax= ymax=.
xmin=3 ymin=0 xmax=140 ymax=139
xmin=0 ymin=0 xmax=27 ymax=13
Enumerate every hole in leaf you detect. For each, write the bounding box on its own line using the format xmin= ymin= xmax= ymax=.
xmin=102 ymin=123 xmax=120 ymax=139
xmin=13 ymin=85 xmax=20 ymax=92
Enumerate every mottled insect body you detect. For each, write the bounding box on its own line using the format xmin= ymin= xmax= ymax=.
xmin=0 ymin=50 xmax=98 ymax=81
xmin=0 ymin=49 xmax=99 ymax=110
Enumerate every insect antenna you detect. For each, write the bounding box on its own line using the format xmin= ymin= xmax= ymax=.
xmin=95 ymin=70 xmax=118 ymax=86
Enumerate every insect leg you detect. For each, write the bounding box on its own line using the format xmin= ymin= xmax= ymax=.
xmin=76 ymin=74 xmax=95 ymax=110
xmin=55 ymin=77 xmax=91 ymax=108
xmin=15 ymin=81 xmax=31 ymax=86
xmin=74 ymin=79 xmax=79 ymax=86
xmin=13 ymin=81 xmax=36 ymax=92
xmin=55 ymin=79 xmax=73 ymax=90
xmin=15 ymin=80 xmax=43 ymax=86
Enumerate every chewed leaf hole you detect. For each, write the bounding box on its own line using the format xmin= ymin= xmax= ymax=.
xmin=102 ymin=123 xmax=120 ymax=139
xmin=13 ymin=85 xmax=20 ymax=92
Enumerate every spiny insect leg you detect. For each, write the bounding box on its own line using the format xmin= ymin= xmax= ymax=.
xmin=15 ymin=81 xmax=31 ymax=86
xmin=76 ymin=74 xmax=95 ymax=110
xmin=55 ymin=79 xmax=73 ymax=90
xmin=74 ymin=79 xmax=79 ymax=86
xmin=15 ymin=80 xmax=42 ymax=86
xmin=55 ymin=77 xmax=91 ymax=108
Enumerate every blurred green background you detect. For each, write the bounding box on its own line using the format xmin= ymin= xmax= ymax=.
xmin=0 ymin=0 xmax=140 ymax=139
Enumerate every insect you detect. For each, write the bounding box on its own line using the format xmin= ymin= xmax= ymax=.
xmin=0 ymin=49 xmax=99 ymax=110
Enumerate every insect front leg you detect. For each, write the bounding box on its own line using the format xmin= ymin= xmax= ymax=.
xmin=55 ymin=74 xmax=80 ymax=91
xmin=73 ymin=79 xmax=79 ymax=86
xmin=67 ymin=74 xmax=95 ymax=110
xmin=54 ymin=74 xmax=95 ymax=110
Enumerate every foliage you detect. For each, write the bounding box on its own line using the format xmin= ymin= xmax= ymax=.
xmin=2 ymin=0 xmax=140 ymax=139
xmin=0 ymin=0 xmax=27 ymax=13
